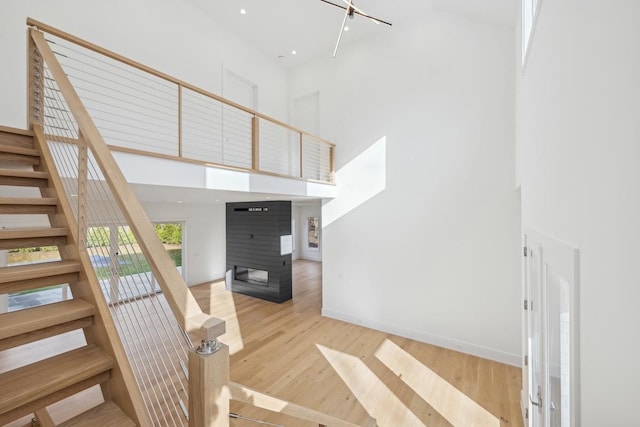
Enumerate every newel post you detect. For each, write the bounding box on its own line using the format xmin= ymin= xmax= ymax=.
xmin=188 ymin=337 xmax=230 ymax=427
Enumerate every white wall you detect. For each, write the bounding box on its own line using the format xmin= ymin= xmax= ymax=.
xmin=142 ymin=201 xmax=226 ymax=286
xmin=292 ymin=205 xmax=301 ymax=261
xmin=516 ymin=2 xmax=640 ymax=424
xmin=289 ymin=11 xmax=521 ymax=364
xmin=0 ymin=0 xmax=288 ymax=130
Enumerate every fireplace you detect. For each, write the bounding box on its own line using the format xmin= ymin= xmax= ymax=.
xmin=226 ymin=201 xmax=292 ymax=303
xmin=234 ymin=266 xmax=268 ymax=286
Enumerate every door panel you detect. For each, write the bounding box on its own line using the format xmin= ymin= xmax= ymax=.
xmin=547 ymin=268 xmax=571 ymax=426
xmin=527 ymin=245 xmax=543 ymax=426
xmin=523 ymin=229 xmax=579 ymax=427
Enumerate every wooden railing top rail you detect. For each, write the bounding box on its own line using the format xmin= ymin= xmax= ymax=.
xmin=30 ymin=27 xmax=225 ymax=342
xmin=229 ymin=382 xmax=377 ymax=427
xmin=26 ymin=17 xmax=335 ymax=148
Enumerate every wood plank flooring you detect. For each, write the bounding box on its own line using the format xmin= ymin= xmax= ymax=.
xmin=193 ymin=260 xmax=523 ymax=427
xmin=2 ymin=260 xmax=523 ymax=426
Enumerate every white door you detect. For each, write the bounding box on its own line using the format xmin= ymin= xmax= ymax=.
xmin=523 ymin=229 xmax=580 ymax=427
xmin=222 ymin=70 xmax=257 ymax=168
xmin=525 ymin=238 xmax=544 ymax=426
xmin=293 ymin=92 xmax=320 ymax=179
xmin=293 ymin=91 xmax=319 ymax=135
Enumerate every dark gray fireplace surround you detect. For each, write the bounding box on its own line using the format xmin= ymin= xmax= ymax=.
xmin=226 ymin=201 xmax=292 ymax=303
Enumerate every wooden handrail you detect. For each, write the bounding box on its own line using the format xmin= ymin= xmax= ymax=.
xmin=26 ymin=17 xmax=335 ymax=149
xmin=229 ymin=382 xmax=377 ymax=427
xmin=30 ymin=27 xmax=225 ymax=342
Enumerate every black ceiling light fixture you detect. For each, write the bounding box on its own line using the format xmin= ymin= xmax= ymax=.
xmin=319 ymin=0 xmax=392 ymax=58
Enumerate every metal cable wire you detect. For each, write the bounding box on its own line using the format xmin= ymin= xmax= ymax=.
xmin=48 ymin=37 xmax=177 ymax=97
xmin=39 ymin=55 xmax=192 ymax=426
xmin=46 ymin=35 xmax=331 ymax=181
xmin=41 ymin=69 xmax=172 ymax=424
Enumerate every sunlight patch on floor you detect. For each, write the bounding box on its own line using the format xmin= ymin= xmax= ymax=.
xmin=317 ymin=343 xmax=425 ymax=426
xmin=375 ymin=339 xmax=500 ymax=427
xmin=204 ymin=281 xmax=245 ymax=355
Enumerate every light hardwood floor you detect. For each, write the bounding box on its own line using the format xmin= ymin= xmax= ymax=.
xmin=195 ymin=260 xmax=523 ymax=427
xmin=2 ymin=260 xmax=523 ymax=426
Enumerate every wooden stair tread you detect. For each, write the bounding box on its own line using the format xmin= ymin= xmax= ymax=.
xmin=0 ymin=345 xmax=113 ymax=415
xmin=0 ymin=227 xmax=67 ymax=250
xmin=0 ymin=168 xmax=48 ymax=188
xmin=0 ymin=227 xmax=67 ymax=240
xmin=58 ymin=400 xmax=135 ymax=427
xmin=0 ymin=260 xmax=80 ymax=284
xmin=0 ymin=197 xmax=57 ymax=214
xmin=0 ymin=197 xmax=57 ymax=206
xmin=0 ymin=125 xmax=34 ymax=137
xmin=0 ymin=299 xmax=94 ymax=341
xmin=0 ymin=144 xmax=39 ymax=157
xmin=0 ymin=169 xmax=47 ymax=179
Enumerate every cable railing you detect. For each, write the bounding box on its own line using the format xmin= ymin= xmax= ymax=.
xmin=303 ymin=135 xmax=333 ymax=181
xmin=28 ymin=18 xmax=334 ymax=184
xmin=259 ymin=119 xmax=301 ymax=177
xmin=34 ymin=40 xmax=192 ymax=427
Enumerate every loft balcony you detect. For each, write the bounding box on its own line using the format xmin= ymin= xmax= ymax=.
xmin=29 ymin=18 xmax=335 ymax=203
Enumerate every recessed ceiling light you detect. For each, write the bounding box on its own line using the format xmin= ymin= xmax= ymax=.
xmin=291 ymin=50 xmax=297 ymax=55
xmin=240 ymin=9 xmax=246 ymax=15
xmin=344 ymin=26 xmax=350 ymax=31
xmin=177 ymin=200 xmax=183 ymax=204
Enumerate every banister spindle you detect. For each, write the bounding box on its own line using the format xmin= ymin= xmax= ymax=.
xmin=329 ymin=145 xmax=335 ymax=183
xmin=252 ymin=115 xmax=260 ymax=171
xmin=77 ymin=132 xmax=88 ymax=249
xmin=299 ymin=133 xmax=304 ymax=178
xmin=178 ymin=83 xmax=183 ymax=158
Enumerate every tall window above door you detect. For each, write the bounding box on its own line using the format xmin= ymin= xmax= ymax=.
xmin=522 ymin=0 xmax=542 ymax=64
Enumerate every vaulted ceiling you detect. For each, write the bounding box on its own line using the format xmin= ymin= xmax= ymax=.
xmin=186 ymin=0 xmax=516 ymax=67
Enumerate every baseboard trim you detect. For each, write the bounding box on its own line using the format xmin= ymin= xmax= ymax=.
xmin=188 ymin=272 xmax=227 ymax=287
xmin=321 ymin=308 xmax=520 ymax=367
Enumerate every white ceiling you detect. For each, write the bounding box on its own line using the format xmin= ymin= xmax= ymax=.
xmin=186 ymin=0 xmax=516 ymax=67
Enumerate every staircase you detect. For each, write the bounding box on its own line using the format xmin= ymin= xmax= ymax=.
xmin=0 ymin=126 xmax=143 ymax=426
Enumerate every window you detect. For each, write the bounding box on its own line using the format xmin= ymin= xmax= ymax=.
xmin=522 ymin=0 xmax=541 ymax=64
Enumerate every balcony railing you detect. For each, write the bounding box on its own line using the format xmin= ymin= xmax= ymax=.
xmin=27 ymin=18 xmax=335 ymax=184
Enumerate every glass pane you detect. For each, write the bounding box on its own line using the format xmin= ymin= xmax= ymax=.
xmin=548 ymin=268 xmax=571 ymax=426
xmin=154 ymin=223 xmax=183 ymax=276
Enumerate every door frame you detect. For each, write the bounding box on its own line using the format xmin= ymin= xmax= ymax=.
xmin=523 ymin=227 xmax=581 ymax=426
